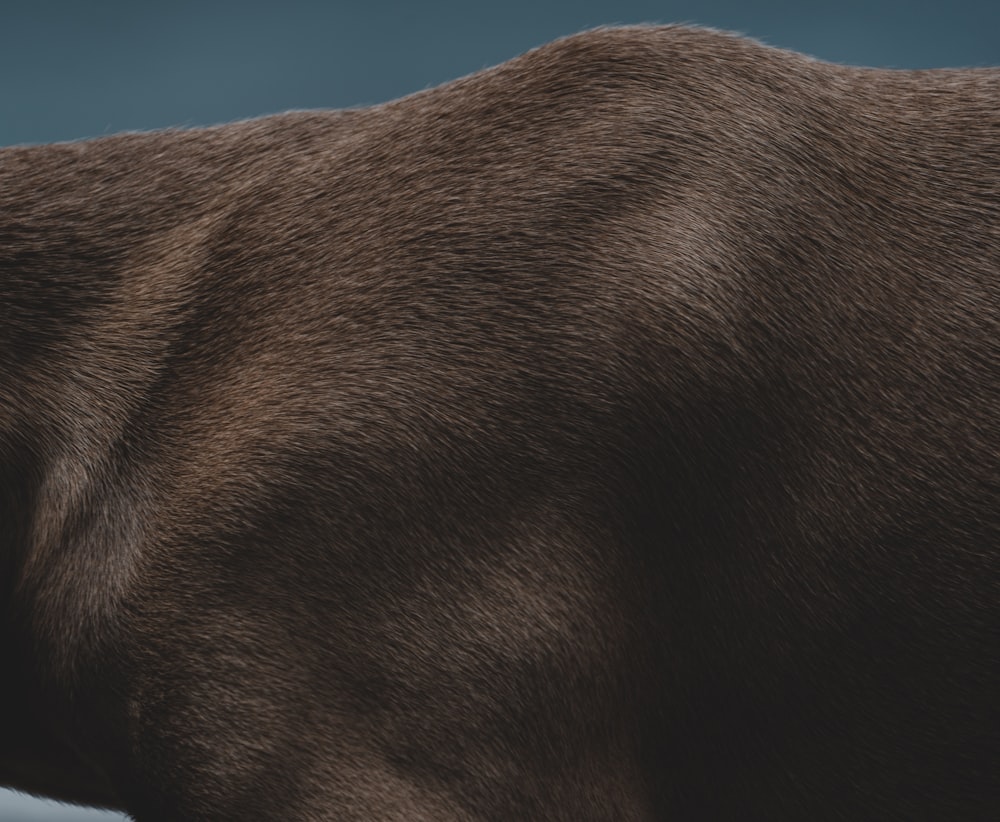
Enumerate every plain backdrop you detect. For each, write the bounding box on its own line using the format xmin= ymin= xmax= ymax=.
xmin=2 ymin=0 xmax=997 ymax=819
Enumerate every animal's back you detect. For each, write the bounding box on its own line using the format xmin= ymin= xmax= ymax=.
xmin=0 ymin=25 xmax=997 ymax=821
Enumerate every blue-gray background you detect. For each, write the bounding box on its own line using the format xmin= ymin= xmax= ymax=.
xmin=1 ymin=0 xmax=996 ymax=818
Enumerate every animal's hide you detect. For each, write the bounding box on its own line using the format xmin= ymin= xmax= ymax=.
xmin=0 ymin=25 xmax=997 ymax=821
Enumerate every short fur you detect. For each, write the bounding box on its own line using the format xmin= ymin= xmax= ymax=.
xmin=1 ymin=25 xmax=997 ymax=821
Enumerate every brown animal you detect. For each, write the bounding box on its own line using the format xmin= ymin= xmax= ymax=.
xmin=1 ymin=24 xmax=997 ymax=821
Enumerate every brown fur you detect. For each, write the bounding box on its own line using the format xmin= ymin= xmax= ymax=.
xmin=1 ymin=25 xmax=997 ymax=820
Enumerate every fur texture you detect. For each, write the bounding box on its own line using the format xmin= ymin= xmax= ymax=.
xmin=1 ymin=25 xmax=997 ymax=820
